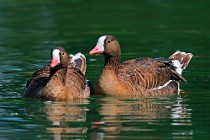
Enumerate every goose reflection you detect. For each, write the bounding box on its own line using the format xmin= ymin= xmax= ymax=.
xmin=91 ymin=96 xmax=192 ymax=139
xmin=44 ymin=99 xmax=89 ymax=140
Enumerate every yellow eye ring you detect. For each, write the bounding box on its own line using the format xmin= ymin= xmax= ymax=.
xmin=61 ymin=51 xmax=65 ymax=56
xmin=107 ymin=40 xmax=111 ymax=44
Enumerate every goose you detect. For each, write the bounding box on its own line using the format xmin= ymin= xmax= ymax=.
xmin=89 ymin=35 xmax=193 ymax=97
xmin=24 ymin=47 xmax=91 ymax=101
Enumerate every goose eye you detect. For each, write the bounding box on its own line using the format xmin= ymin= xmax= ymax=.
xmin=61 ymin=51 xmax=65 ymax=56
xmin=107 ymin=40 xmax=111 ymax=44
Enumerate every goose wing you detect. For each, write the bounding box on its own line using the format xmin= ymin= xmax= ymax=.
xmin=118 ymin=57 xmax=184 ymax=89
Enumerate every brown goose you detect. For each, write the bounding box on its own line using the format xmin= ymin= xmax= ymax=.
xmin=24 ymin=47 xmax=91 ymax=101
xmin=89 ymin=35 xmax=193 ymax=97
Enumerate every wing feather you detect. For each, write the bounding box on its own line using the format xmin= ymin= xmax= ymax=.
xmin=118 ymin=58 xmax=181 ymax=89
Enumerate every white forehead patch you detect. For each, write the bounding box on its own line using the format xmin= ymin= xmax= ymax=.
xmin=52 ymin=49 xmax=60 ymax=58
xmin=98 ymin=35 xmax=107 ymax=43
xmin=96 ymin=35 xmax=107 ymax=50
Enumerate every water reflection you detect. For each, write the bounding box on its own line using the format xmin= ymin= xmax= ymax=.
xmin=170 ymin=97 xmax=193 ymax=139
xmin=3 ymin=95 xmax=193 ymax=139
xmin=90 ymin=96 xmax=193 ymax=139
xmin=44 ymin=99 xmax=89 ymax=140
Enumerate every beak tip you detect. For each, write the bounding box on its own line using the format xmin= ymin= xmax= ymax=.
xmin=89 ymin=51 xmax=93 ymax=55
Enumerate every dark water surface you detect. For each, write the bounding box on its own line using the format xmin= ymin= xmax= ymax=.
xmin=0 ymin=0 xmax=210 ymax=139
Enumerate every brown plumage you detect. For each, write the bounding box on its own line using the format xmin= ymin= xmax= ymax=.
xmin=89 ymin=35 xmax=193 ymax=97
xmin=24 ymin=47 xmax=90 ymax=101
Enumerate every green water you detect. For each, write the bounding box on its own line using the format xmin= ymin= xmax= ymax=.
xmin=0 ymin=0 xmax=210 ymax=139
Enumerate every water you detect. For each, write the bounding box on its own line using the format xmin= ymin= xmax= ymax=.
xmin=0 ymin=0 xmax=210 ymax=139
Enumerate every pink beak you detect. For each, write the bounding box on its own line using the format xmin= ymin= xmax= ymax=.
xmin=50 ymin=57 xmax=60 ymax=68
xmin=89 ymin=45 xmax=103 ymax=55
